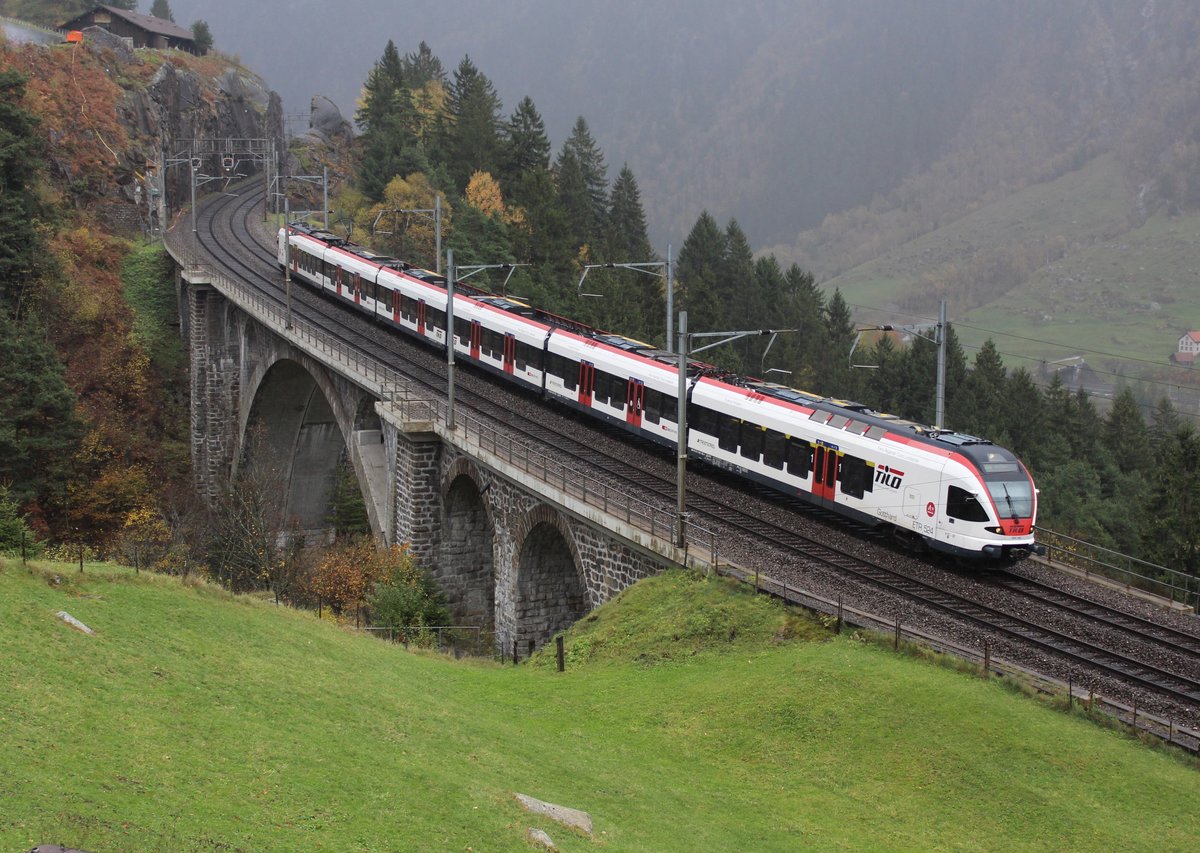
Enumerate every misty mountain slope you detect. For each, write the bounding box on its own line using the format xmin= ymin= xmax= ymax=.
xmin=826 ymin=150 xmax=1200 ymax=370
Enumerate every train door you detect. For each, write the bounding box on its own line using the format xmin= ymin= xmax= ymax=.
xmin=416 ymin=300 xmax=427 ymax=335
xmin=352 ymin=273 xmax=361 ymax=305
xmin=503 ymin=334 xmax=516 ymax=375
xmin=391 ymin=289 xmax=400 ymax=322
xmin=625 ymin=378 xmax=645 ymax=427
xmin=334 ymin=266 xmax=342 ymax=295
xmin=469 ymin=321 xmax=482 ymax=360
xmin=578 ymin=361 xmax=594 ymax=406
xmin=813 ymin=444 xmax=838 ymax=501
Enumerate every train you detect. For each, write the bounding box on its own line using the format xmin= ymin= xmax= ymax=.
xmin=278 ymin=223 xmax=1044 ymax=562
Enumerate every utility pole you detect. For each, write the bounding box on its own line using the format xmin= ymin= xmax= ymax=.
xmin=935 ymin=298 xmax=947 ymax=430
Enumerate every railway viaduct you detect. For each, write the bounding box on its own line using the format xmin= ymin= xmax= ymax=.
xmin=168 ymin=235 xmax=712 ymax=656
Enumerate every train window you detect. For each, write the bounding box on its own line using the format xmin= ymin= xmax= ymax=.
xmin=948 ymin=486 xmax=990 ymax=522
xmin=690 ymin=406 xmax=718 ymax=436
xmin=740 ymin=423 xmax=764 ymax=460
xmin=644 ymin=388 xmax=662 ymax=423
xmin=764 ymin=430 xmax=786 ymax=469
xmin=866 ymin=425 xmax=887 ymax=440
xmin=454 ymin=317 xmax=470 ymax=344
xmin=840 ymin=455 xmax=873 ymax=499
xmin=786 ymin=439 xmax=813 ymax=478
xmin=401 ymin=294 xmax=416 ymax=322
xmin=487 ymin=329 xmax=503 ymax=358
xmin=516 ymin=342 xmax=534 ymax=371
xmin=661 ymin=395 xmax=677 ymax=424
xmin=591 ymin=371 xmax=609 ymax=405
xmin=718 ymin=416 xmax=740 ymax=453
xmin=427 ymin=307 xmax=446 ymax=331
xmin=561 ymin=356 xmax=577 ymax=391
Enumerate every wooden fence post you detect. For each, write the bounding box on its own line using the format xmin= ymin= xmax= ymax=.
xmin=556 ymin=635 xmax=565 ymax=672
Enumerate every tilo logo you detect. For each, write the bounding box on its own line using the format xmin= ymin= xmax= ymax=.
xmin=874 ymin=464 xmax=904 ymax=489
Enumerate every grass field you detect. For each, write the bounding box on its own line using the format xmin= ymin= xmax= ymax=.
xmin=2 ymin=559 xmax=1197 ymax=851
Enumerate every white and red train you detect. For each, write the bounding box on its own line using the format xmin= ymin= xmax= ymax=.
xmin=279 ymin=223 xmax=1043 ymax=561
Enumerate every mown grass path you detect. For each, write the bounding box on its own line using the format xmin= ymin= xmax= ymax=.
xmin=1 ymin=561 xmax=1196 ymax=851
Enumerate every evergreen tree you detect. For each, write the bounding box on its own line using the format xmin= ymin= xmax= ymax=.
xmin=0 ymin=70 xmax=49 ymax=320
xmin=777 ymin=263 xmax=826 ymax=389
xmin=0 ymin=313 xmax=83 ymax=508
xmin=357 ymin=42 xmax=426 ymax=201
xmin=440 ymin=56 xmax=503 ymax=192
xmin=555 ymin=148 xmax=592 ymax=259
xmin=675 ymin=211 xmax=726 ymax=338
xmin=150 ymin=0 xmax=174 ymax=21
xmin=501 ymin=96 xmax=551 ymax=200
xmin=401 ymin=41 xmax=446 ymax=87
xmin=1149 ymin=396 xmax=1183 ymax=451
xmin=1143 ymin=426 xmax=1200 ymax=574
xmin=556 ymin=117 xmax=608 ymax=248
xmin=599 ymin=165 xmax=660 ymax=343
xmin=191 ymin=21 xmax=213 ymax=54
xmin=819 ymin=290 xmax=857 ymax=397
xmin=959 ymin=339 xmax=1008 ymax=440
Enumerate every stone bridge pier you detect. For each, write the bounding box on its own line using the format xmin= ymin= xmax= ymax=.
xmin=382 ymin=414 xmax=674 ymax=655
xmin=183 ymin=275 xmax=390 ymax=539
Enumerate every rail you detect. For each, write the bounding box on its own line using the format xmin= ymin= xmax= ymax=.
xmin=164 ymin=225 xmax=719 ymax=570
xmin=1036 ymin=527 xmax=1199 ymax=611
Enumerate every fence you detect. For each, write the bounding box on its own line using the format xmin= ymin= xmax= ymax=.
xmin=1036 ymin=527 xmax=1199 ymax=610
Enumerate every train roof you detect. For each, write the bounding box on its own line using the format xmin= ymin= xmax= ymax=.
xmin=737 ymin=378 xmax=998 ymax=453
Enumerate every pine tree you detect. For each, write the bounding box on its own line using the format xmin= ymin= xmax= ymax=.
xmin=150 ymin=0 xmax=174 ymax=21
xmin=819 ymin=290 xmax=857 ymax=397
xmin=1143 ymin=426 xmax=1200 ymax=574
xmin=401 ymin=41 xmax=446 ymax=87
xmin=190 ymin=21 xmax=213 ymax=54
xmin=0 ymin=70 xmax=48 ymax=320
xmin=441 ymin=56 xmax=503 ymax=192
xmin=598 ymin=165 xmax=659 ymax=343
xmin=1104 ymin=387 xmax=1151 ymax=474
xmin=501 ymin=96 xmax=551 ymax=200
xmin=556 ymin=117 xmax=608 ymax=247
xmin=676 ymin=211 xmax=726 ymax=337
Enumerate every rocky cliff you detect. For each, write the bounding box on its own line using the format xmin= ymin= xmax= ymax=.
xmin=3 ymin=30 xmax=283 ymax=237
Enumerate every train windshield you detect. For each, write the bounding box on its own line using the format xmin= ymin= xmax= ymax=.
xmin=986 ymin=480 xmax=1033 ymax=519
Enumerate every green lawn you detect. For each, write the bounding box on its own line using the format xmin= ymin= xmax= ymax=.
xmin=1 ymin=560 xmax=1196 ymax=851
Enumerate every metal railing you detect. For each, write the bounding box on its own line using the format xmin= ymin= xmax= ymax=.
xmin=164 ymin=226 xmax=720 ymax=570
xmin=1036 ymin=527 xmax=1199 ymax=610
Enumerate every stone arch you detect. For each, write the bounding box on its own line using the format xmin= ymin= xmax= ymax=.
xmin=240 ymin=358 xmax=347 ymax=536
xmin=513 ymin=505 xmax=588 ymax=653
xmin=436 ymin=460 xmax=496 ymax=630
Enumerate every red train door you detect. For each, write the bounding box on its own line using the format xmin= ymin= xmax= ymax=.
xmin=625 ymin=378 xmax=644 ymax=427
xmin=578 ymin=361 xmax=594 ymax=406
xmin=391 ymin=289 xmax=400 ymax=322
xmin=813 ymin=444 xmax=838 ymax=501
xmin=417 ymin=300 xmax=426 ymax=335
xmin=335 ymin=266 xmax=342 ymax=295
xmin=470 ymin=321 xmax=482 ymax=359
xmin=503 ymin=334 xmax=516 ymax=374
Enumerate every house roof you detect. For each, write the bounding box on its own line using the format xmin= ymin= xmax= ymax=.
xmin=1172 ymin=351 xmax=1198 ymax=365
xmin=1182 ymin=331 xmax=1200 ymax=343
xmin=66 ymin=5 xmax=195 ymax=41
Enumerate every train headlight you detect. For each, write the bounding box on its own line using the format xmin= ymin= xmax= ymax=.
xmin=984 ymin=526 xmax=1004 ymax=535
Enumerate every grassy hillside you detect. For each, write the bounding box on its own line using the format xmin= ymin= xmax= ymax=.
xmin=2 ymin=560 xmax=1197 ymax=851
xmin=825 ymin=153 xmax=1200 ymax=373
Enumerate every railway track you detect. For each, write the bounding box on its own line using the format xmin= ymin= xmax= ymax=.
xmin=186 ymin=186 xmax=1200 ymax=716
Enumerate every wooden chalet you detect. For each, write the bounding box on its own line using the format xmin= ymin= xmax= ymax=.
xmin=60 ymin=4 xmax=201 ymax=54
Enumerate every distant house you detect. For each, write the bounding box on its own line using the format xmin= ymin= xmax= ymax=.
xmin=1171 ymin=331 xmax=1200 ymax=366
xmin=1040 ymin=355 xmax=1113 ymax=397
xmin=60 ymin=5 xmax=200 ymax=54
